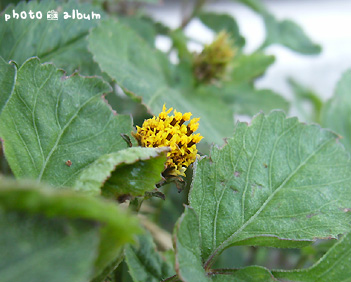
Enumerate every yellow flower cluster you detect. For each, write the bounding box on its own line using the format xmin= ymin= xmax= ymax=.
xmin=133 ymin=105 xmax=203 ymax=177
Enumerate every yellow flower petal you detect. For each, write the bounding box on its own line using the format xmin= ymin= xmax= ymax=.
xmin=133 ymin=105 xmax=203 ymax=176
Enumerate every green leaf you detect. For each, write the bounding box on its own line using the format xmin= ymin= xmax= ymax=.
xmin=120 ymin=16 xmax=157 ymax=47
xmin=198 ymin=12 xmax=245 ymax=48
xmin=169 ymin=29 xmax=193 ymax=61
xmin=321 ymin=70 xmax=351 ymax=151
xmin=0 ymin=210 xmax=100 ymax=282
xmin=0 ymin=0 xmax=103 ymax=75
xmin=210 ymin=267 xmax=277 ymax=282
xmin=88 ymin=20 xmax=234 ymax=144
xmin=0 ymin=179 xmax=141 ymax=280
xmin=0 ymin=0 xmax=21 ymax=11
xmin=95 ymin=0 xmax=160 ymax=3
xmin=174 ymin=209 xmax=278 ymax=281
xmin=102 ymin=149 xmax=167 ymax=198
xmin=237 ymin=0 xmax=268 ymax=15
xmin=214 ymin=83 xmax=289 ymax=116
xmin=139 ymin=15 xmax=171 ymax=36
xmin=174 ymin=207 xmax=210 ymax=282
xmin=189 ymin=111 xmax=351 ymax=267
xmin=262 ymin=16 xmax=321 ymax=55
xmin=0 ymin=56 xmax=16 ymax=115
xmin=74 ymin=147 xmax=168 ymax=196
xmin=0 ymin=57 xmax=132 ymax=187
xmin=288 ymin=78 xmax=323 ymax=123
xmin=273 ymin=231 xmax=351 ymax=282
xmin=231 ymin=53 xmax=275 ymax=84
xmin=237 ymin=0 xmax=321 ymax=54
xmin=125 ymin=231 xmax=175 ymax=282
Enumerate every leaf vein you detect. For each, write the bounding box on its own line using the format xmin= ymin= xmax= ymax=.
xmin=241 ymin=117 xmax=265 ymax=224
xmin=37 ymin=94 xmax=98 ymax=181
xmin=205 ymin=136 xmax=334 ymax=267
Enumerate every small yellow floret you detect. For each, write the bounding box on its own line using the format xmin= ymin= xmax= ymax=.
xmin=133 ymin=105 xmax=203 ymax=176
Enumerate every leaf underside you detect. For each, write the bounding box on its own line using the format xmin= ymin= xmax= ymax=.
xmin=74 ymin=147 xmax=168 ymax=196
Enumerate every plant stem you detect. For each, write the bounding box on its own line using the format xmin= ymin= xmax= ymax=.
xmin=180 ymin=0 xmax=207 ymax=29
xmin=129 ymin=196 xmax=144 ymax=212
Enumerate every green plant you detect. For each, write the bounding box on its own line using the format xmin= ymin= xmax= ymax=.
xmin=1 ymin=0 xmax=351 ymax=281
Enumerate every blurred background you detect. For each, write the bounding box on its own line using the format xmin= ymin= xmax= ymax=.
xmin=145 ymin=0 xmax=351 ymax=103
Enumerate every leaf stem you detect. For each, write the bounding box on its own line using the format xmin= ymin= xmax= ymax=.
xmin=203 ymin=250 xmax=218 ymax=271
xmin=207 ymin=268 xmax=239 ymax=276
xmin=162 ymin=274 xmax=179 ymax=282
